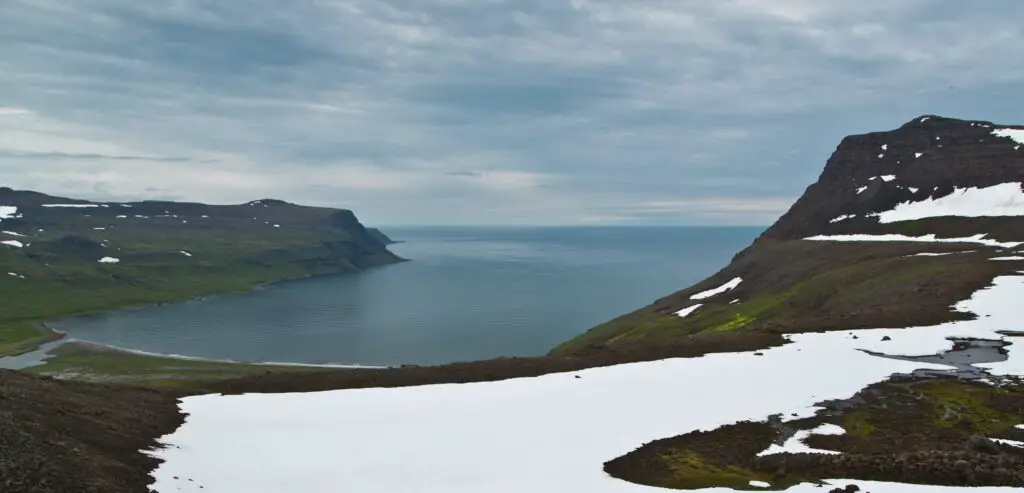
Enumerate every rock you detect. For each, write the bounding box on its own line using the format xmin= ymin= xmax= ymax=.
xmin=968 ymin=434 xmax=1002 ymax=455
xmin=882 ymin=336 xmax=892 ymax=341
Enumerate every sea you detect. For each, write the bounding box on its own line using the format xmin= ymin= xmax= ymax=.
xmin=50 ymin=226 xmax=762 ymax=366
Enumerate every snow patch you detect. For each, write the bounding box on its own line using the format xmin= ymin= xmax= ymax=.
xmin=690 ymin=277 xmax=742 ymax=300
xmin=992 ymin=438 xmax=1024 ymax=448
xmin=992 ymin=128 xmax=1024 ymax=145
xmin=116 ymin=215 xmax=127 ymax=219
xmin=2 ymin=230 xmax=25 ymax=237
xmin=915 ymin=152 xmax=924 ymax=158
xmin=146 ymin=276 xmax=1024 ymax=493
xmin=2 ymin=240 xmax=24 ymax=248
xmin=855 ymin=186 xmax=868 ymax=195
xmin=98 ymin=257 xmax=120 ymax=264
xmin=881 ymin=144 xmax=888 ymax=151
xmin=41 ymin=203 xmax=99 ymax=208
xmin=757 ymin=423 xmax=846 ymax=456
xmin=805 ymin=234 xmax=1022 ymax=248
xmin=729 ymin=299 xmax=739 ymax=304
xmin=273 ymin=224 xmax=281 ymax=228
xmin=880 ymin=175 xmax=896 ymax=182
xmin=0 ymin=206 xmax=17 ymax=219
xmin=675 ymin=304 xmax=702 ymax=318
xmin=8 ymin=272 xmax=25 ymax=279
xmin=181 ymin=251 xmax=192 ymax=257
xmin=991 ymin=256 xmax=1024 ymax=261
xmin=829 ymin=214 xmax=855 ymax=224
xmin=93 ymin=227 xmax=106 ymax=231
xmin=749 ymin=480 xmax=771 ymax=488
xmin=877 ymin=153 xmax=884 ymax=159
xmin=911 ymin=251 xmax=973 ymax=257
xmin=908 ymin=187 xmax=919 ymax=193
xmin=873 ymin=182 xmax=1024 ymax=224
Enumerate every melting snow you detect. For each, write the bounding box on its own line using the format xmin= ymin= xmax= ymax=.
xmin=872 ymin=182 xmax=1024 ymax=224
xmin=805 ymin=234 xmax=1022 ymax=248
xmin=41 ymin=203 xmax=99 ymax=208
xmin=690 ymin=277 xmax=742 ymax=300
xmin=757 ymin=423 xmax=846 ymax=456
xmin=991 ymin=128 xmax=1024 ymax=145
xmin=829 ymin=214 xmax=855 ymax=223
xmin=915 ymin=152 xmax=924 ymax=158
xmin=855 ymin=186 xmax=868 ymax=195
xmin=674 ymin=304 xmax=702 ymax=318
xmin=98 ymin=257 xmax=120 ymax=264
xmin=2 ymin=240 xmax=24 ymax=248
xmin=147 ymin=276 xmax=1024 ymax=493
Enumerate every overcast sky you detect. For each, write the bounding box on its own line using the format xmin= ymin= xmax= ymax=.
xmin=2 ymin=1 xmax=1023 ymax=226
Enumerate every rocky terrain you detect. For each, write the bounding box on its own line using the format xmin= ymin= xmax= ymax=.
xmin=2 ymin=115 xmax=1024 ymax=492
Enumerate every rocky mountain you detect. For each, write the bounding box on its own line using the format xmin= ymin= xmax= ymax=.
xmin=554 ymin=115 xmax=1024 ymax=355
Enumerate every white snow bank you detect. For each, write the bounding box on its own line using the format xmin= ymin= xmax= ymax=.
xmin=690 ymin=277 xmax=742 ymax=300
xmin=805 ymin=233 xmax=1022 ymax=248
xmin=992 ymin=128 xmax=1024 ymax=145
xmin=2 ymin=240 xmax=24 ymax=248
xmin=873 ymin=182 xmax=1024 ymax=224
xmin=41 ymin=203 xmax=99 ymax=208
xmin=147 ymin=275 xmax=1024 ymax=493
xmin=98 ymin=257 xmax=120 ymax=264
xmin=757 ymin=423 xmax=846 ymax=456
xmin=674 ymin=304 xmax=702 ymax=318
xmin=0 ymin=206 xmax=16 ymax=219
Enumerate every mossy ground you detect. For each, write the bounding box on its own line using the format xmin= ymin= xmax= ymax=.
xmin=606 ymin=378 xmax=1024 ymax=490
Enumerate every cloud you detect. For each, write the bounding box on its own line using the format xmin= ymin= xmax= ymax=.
xmin=1 ymin=1 xmax=1023 ymax=225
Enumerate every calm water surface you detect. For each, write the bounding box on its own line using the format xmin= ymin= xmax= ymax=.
xmin=52 ymin=227 xmax=762 ymax=366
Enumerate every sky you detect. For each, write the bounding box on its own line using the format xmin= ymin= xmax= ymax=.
xmin=2 ymin=1 xmax=1024 ymax=226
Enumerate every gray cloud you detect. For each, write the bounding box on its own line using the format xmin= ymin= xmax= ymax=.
xmin=1 ymin=0 xmax=1024 ymax=225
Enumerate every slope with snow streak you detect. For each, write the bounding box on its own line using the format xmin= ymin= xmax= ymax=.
xmin=147 ymin=277 xmax=1024 ymax=493
xmin=874 ymin=182 xmax=1024 ymax=224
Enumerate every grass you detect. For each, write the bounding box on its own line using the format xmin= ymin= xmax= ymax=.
xmin=25 ymin=343 xmax=327 ymax=388
xmin=0 ymin=320 xmax=53 ymax=357
xmin=656 ymin=451 xmax=799 ymax=491
xmin=917 ymin=380 xmax=1021 ymax=434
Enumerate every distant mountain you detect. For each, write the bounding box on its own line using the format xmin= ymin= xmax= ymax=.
xmin=555 ymin=115 xmax=1024 ymax=355
xmin=0 ymin=189 xmax=404 ymax=329
xmin=366 ymin=227 xmax=398 ymax=245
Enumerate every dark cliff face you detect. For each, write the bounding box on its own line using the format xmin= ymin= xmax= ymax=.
xmin=759 ymin=115 xmax=1024 ymax=242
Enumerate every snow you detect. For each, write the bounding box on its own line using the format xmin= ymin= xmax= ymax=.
xmin=147 ymin=275 xmax=1024 ymax=493
xmin=0 ymin=206 xmax=16 ymax=219
xmin=908 ymin=187 xmax=919 ymax=193
xmin=749 ymin=480 xmax=771 ymax=488
xmin=881 ymin=144 xmax=888 ymax=151
xmin=991 ymin=256 xmax=1024 ymax=261
xmin=915 ymin=152 xmax=924 ymax=158
xmin=910 ymin=251 xmax=973 ymax=257
xmin=757 ymin=423 xmax=846 ymax=456
xmin=93 ymin=227 xmax=106 ymax=231
xmin=992 ymin=438 xmax=1024 ymax=448
xmin=729 ymin=299 xmax=739 ymax=304
xmin=116 ymin=215 xmax=127 ymax=219
xmin=120 ymin=204 xmax=132 ymax=208
xmin=877 ymin=153 xmax=884 ymax=159
xmin=97 ymin=257 xmax=120 ymax=264
xmin=880 ymin=175 xmax=895 ymax=182
xmin=201 ymin=215 xmax=209 ymax=218
xmin=690 ymin=277 xmax=742 ymax=300
xmin=2 ymin=230 xmax=25 ymax=237
xmin=992 ymin=128 xmax=1024 ymax=145
xmin=920 ymin=117 xmax=931 ymax=122
xmin=871 ymin=182 xmax=1024 ymax=224
xmin=855 ymin=186 xmax=868 ymax=195
xmin=1016 ymin=424 xmax=1024 ymax=430
xmin=2 ymin=240 xmax=24 ymax=248
xmin=41 ymin=203 xmax=99 ymax=208
xmin=829 ymin=214 xmax=855 ymax=223
xmin=135 ymin=215 xmax=150 ymax=219
xmin=7 ymin=272 xmax=25 ymax=279
xmin=674 ymin=304 xmax=702 ymax=318
xmin=181 ymin=251 xmax=192 ymax=257
xmin=273 ymin=224 xmax=281 ymax=228
xmin=805 ymin=233 xmax=1022 ymax=248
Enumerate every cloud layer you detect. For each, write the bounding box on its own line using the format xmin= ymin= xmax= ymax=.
xmin=2 ymin=0 xmax=1024 ymax=225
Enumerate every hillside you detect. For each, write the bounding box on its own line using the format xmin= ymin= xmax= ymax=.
xmin=553 ymin=115 xmax=1024 ymax=356
xmin=0 ymin=189 xmax=402 ymax=356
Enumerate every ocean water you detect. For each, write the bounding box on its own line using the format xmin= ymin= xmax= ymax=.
xmin=51 ymin=226 xmax=762 ymax=366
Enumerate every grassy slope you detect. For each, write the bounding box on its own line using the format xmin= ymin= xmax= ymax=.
xmin=0 ymin=200 xmax=400 ymax=361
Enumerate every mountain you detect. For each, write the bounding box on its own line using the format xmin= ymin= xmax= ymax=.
xmin=0 ymin=189 xmax=403 ymax=355
xmin=553 ymin=115 xmax=1024 ymax=356
xmin=366 ymin=227 xmax=398 ymax=245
